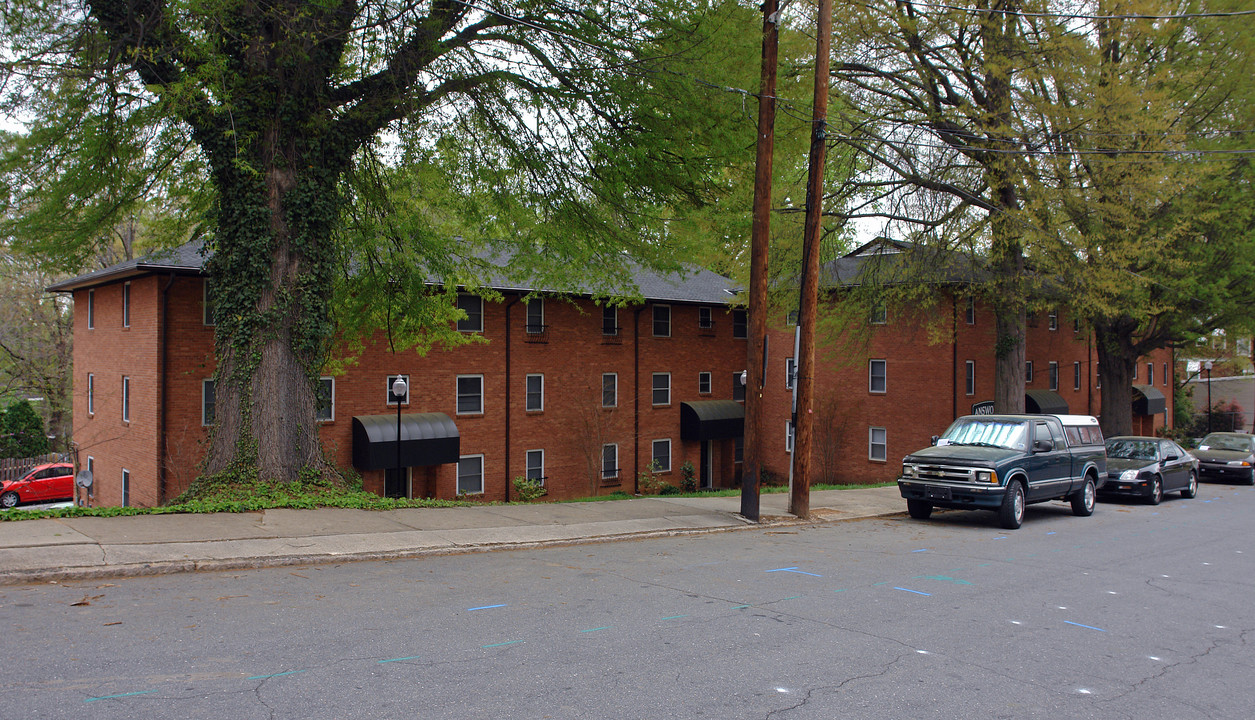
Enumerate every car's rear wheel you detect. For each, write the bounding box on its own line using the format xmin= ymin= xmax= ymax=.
xmin=1071 ymin=477 xmax=1096 ymax=517
xmin=0 ymin=491 xmax=18 ymax=509
xmin=907 ymin=499 xmax=933 ymax=520
xmin=1182 ymin=471 xmax=1198 ymax=499
xmin=1147 ymin=476 xmax=1163 ymax=505
xmin=999 ymin=481 xmax=1025 ymax=530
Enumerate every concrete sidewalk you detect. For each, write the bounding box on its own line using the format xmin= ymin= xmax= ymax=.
xmin=0 ymin=487 xmax=904 ymax=585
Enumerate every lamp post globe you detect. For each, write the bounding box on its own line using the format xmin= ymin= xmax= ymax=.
xmin=1204 ymin=361 xmax=1213 ymax=433
xmin=392 ymin=376 xmax=408 ymax=498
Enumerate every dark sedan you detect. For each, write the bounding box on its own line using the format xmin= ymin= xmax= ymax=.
xmin=1191 ymin=432 xmax=1255 ymax=485
xmin=1101 ymin=436 xmax=1198 ymax=505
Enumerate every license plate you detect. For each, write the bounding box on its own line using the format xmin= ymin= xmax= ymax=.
xmin=926 ymin=487 xmax=952 ymax=501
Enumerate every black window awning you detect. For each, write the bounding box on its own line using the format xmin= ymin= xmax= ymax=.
xmin=1132 ymin=385 xmax=1166 ymax=416
xmin=352 ymin=413 xmax=460 ymax=471
xmin=680 ymin=400 xmax=745 ymax=441
xmin=1025 ymin=389 xmax=1069 ymax=415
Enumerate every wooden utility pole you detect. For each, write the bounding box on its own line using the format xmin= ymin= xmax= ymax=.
xmin=790 ymin=0 xmax=833 ymax=520
xmin=741 ymin=0 xmax=781 ymax=522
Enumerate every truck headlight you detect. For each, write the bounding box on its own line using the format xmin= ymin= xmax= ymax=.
xmin=975 ymin=470 xmax=995 ymax=483
xmin=902 ymin=464 xmax=918 ymax=478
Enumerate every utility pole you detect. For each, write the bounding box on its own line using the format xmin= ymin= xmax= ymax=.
xmin=741 ymin=0 xmax=781 ymax=522
xmin=790 ymin=0 xmax=833 ymax=520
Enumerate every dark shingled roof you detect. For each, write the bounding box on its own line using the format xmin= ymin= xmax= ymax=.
xmin=48 ymin=241 xmax=741 ymax=305
xmin=820 ymin=237 xmax=986 ymax=289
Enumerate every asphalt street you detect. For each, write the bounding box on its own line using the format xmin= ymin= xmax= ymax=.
xmin=3 ymin=483 xmax=1253 ymax=719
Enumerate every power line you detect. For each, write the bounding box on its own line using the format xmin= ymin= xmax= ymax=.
xmin=912 ymin=2 xmax=1255 ymax=21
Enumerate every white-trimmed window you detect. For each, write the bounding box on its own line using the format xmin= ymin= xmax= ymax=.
xmin=652 ymin=372 xmax=671 ymax=405
xmin=733 ymin=309 xmax=748 ymax=338
xmin=87 ymin=373 xmax=95 ymax=415
xmin=965 ymin=296 xmax=975 ymax=325
xmin=386 ymin=374 xmax=409 ymax=405
xmin=122 ymin=282 xmax=131 ymax=328
xmin=869 ymin=427 xmax=887 ymax=461
xmin=786 ymin=357 xmax=796 ymax=390
xmin=870 ymin=302 xmax=887 ymax=325
xmin=86 ymin=456 xmax=94 ymax=480
xmin=457 ymin=293 xmax=483 ymax=332
xmin=965 ymin=360 xmax=975 ymax=396
xmin=202 ymin=379 xmax=216 ymax=426
xmin=1074 ymin=362 xmax=1082 ymax=391
xmin=203 ymin=279 xmax=215 ymax=326
xmin=1147 ymin=362 xmax=1154 ymax=386
xmin=526 ymin=298 xmax=545 ymax=334
xmin=1162 ymin=362 xmax=1168 ymax=387
xmin=1096 ymin=364 xmax=1101 ymax=389
xmin=601 ymin=444 xmax=619 ymax=479
xmin=869 ymin=359 xmax=887 ymax=394
xmin=525 ymin=374 xmax=544 ymax=412
xmin=1026 ymin=361 xmax=1034 ymax=383
xmin=653 ymin=304 xmax=671 ymax=337
xmin=602 ymin=306 xmax=618 ymax=336
xmin=316 ymin=377 xmax=335 ymax=422
xmin=602 ymin=373 xmax=617 ymax=408
xmin=87 ymin=289 xmax=95 ymax=329
xmin=121 ymin=469 xmax=130 ymax=507
xmin=1133 ymin=362 xmax=1139 ymax=380
xmin=457 ymin=455 xmax=484 ymax=495
xmin=525 ymin=449 xmax=545 ymax=485
xmin=732 ymin=372 xmax=745 ymax=402
xmin=652 ymin=439 xmax=672 ymax=473
xmin=1049 ymin=361 xmax=1059 ymax=391
xmin=698 ymin=306 xmax=713 ymax=329
xmin=698 ymin=371 xmax=712 ymax=394
xmin=122 ymin=376 xmax=131 ymax=422
xmin=786 ymin=420 xmax=794 ymax=453
xmin=457 ymin=374 xmax=484 ymax=415
xmin=1048 ymin=310 xmax=1058 ymax=331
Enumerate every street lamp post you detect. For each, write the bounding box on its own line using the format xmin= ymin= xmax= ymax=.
xmin=1205 ymin=360 xmax=1213 ymax=433
xmin=392 ymin=375 xmax=408 ymax=498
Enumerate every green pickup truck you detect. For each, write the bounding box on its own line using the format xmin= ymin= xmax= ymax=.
xmin=897 ymin=414 xmax=1108 ymax=529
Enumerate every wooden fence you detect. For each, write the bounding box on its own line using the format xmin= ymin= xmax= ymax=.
xmin=0 ymin=453 xmax=72 ymax=484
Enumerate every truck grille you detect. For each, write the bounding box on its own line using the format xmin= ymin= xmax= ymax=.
xmin=913 ymin=464 xmax=976 ymax=482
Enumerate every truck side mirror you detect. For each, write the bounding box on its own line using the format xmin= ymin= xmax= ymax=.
xmin=931 ymin=435 xmax=939 ymax=446
xmin=1034 ymin=439 xmax=1054 ymax=453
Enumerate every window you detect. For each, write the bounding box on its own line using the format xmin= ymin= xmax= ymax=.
xmin=525 ymin=374 xmax=544 ymax=412
xmin=869 ymin=427 xmax=887 ymax=461
xmin=1074 ymin=317 xmax=1082 ymax=333
xmin=122 ymin=282 xmax=131 ymax=328
xmin=121 ymin=469 xmax=130 ymax=507
xmin=457 ymin=455 xmax=484 ymax=495
xmin=732 ymin=309 xmax=748 ymax=338
xmin=202 ymin=379 xmax=216 ymax=426
xmin=732 ymin=372 xmax=746 ymax=402
xmin=870 ymin=302 xmax=887 ymax=325
xmin=1074 ymin=362 xmax=1082 ymax=391
xmin=734 ymin=437 xmax=743 ymax=464
xmin=786 ymin=421 xmax=794 ymax=453
xmin=965 ymin=361 xmax=975 ymax=396
xmin=1163 ymin=362 xmax=1168 ymax=387
xmin=652 ymin=439 xmax=672 ymax=473
xmin=456 ymin=293 xmax=483 ymax=332
xmin=1096 ymin=364 xmax=1101 ymax=389
xmin=122 ymin=376 xmax=130 ymax=422
xmin=203 ymin=280 xmax=215 ymax=326
xmin=965 ymin=296 xmax=975 ymax=325
xmin=526 ymin=298 xmax=545 ymax=334
xmin=87 ymin=289 xmax=95 ymax=329
xmin=316 ymin=377 xmax=335 ymax=422
xmin=457 ymin=374 xmax=484 ymax=414
xmin=602 ymin=373 xmax=617 ymax=408
xmin=869 ymin=359 xmax=886 ymax=393
xmin=1049 ymin=362 xmax=1058 ymax=391
xmin=87 ymin=374 xmax=95 ymax=415
xmin=525 ymin=449 xmax=545 ymax=485
xmin=1048 ymin=310 xmax=1058 ymax=331
xmin=698 ymin=372 xmax=712 ymax=394
xmin=602 ymin=306 xmax=618 ymax=336
xmin=786 ymin=357 xmax=796 ymax=390
xmin=1025 ymin=361 xmax=1034 ymax=383
xmin=1147 ymin=363 xmax=1154 ymax=386
xmin=386 ymin=374 xmax=409 ymax=405
xmin=653 ymin=304 xmax=671 ymax=337
xmin=652 ymin=373 xmax=671 ymax=405
xmin=87 ymin=456 xmax=94 ymax=480
xmin=601 ymin=444 xmax=619 ymax=479
xmin=698 ymin=306 xmax=713 ymax=329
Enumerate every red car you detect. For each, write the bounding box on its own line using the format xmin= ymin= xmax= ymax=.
xmin=0 ymin=462 xmax=75 ymax=509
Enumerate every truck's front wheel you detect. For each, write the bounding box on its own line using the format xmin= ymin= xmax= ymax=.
xmin=1071 ymin=477 xmax=1096 ymax=517
xmin=999 ymin=481 xmax=1025 ymax=529
xmin=907 ymin=499 xmax=933 ymax=520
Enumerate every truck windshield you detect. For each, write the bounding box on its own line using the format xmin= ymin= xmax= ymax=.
xmin=942 ymin=419 xmax=1028 ymax=451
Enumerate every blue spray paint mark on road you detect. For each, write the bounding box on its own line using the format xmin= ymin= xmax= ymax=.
xmin=85 ymin=690 xmax=154 ymax=703
xmin=483 ymin=640 xmax=522 ymax=648
xmin=1064 ymin=620 xmax=1106 ymax=632
xmin=1046 ymin=531 xmax=1057 ymax=535
xmin=766 ymin=567 xmax=823 ymax=577
xmin=912 ymin=548 xmax=929 ymax=553
xmin=660 ymin=615 xmax=688 ymax=620
xmin=581 ymin=627 xmax=611 ymax=633
xmin=247 ymin=670 xmax=306 ymax=680
xmin=731 ymin=605 xmax=751 ymax=609
xmin=912 ymin=575 xmax=972 ymax=585
xmin=378 ymin=656 xmax=421 ymax=664
xmin=468 ymin=604 xmax=507 ymax=611
xmin=894 ymin=587 xmax=932 ymax=596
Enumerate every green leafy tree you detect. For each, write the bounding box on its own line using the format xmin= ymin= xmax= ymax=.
xmin=0 ymin=399 xmax=51 ymax=459
xmin=0 ymin=254 xmax=72 ymax=450
xmin=1 ymin=1 xmax=756 ymax=484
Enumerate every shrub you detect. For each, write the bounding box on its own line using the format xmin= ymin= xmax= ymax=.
xmin=680 ymin=461 xmax=697 ymax=492
xmin=512 ymin=476 xmax=548 ymax=502
xmin=637 ymin=461 xmax=665 ymax=495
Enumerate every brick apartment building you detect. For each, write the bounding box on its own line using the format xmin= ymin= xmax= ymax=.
xmin=49 ymin=238 xmax=1174 ymax=507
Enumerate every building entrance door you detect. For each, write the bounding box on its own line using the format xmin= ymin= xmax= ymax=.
xmin=384 ymin=467 xmax=410 ymax=499
xmin=700 ymin=441 xmax=713 ymax=489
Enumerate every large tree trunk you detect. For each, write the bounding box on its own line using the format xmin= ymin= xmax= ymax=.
xmin=1094 ymin=317 xmax=1138 ymax=437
